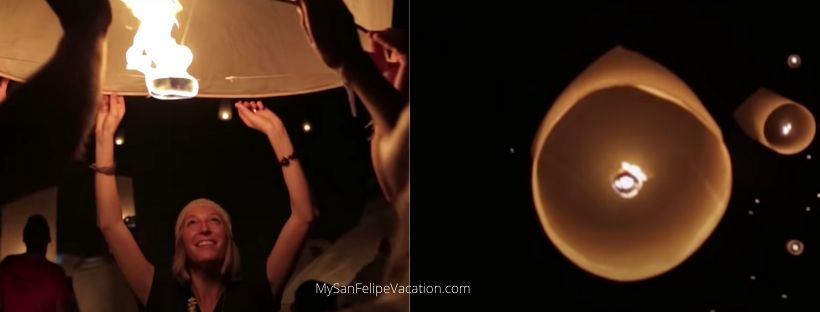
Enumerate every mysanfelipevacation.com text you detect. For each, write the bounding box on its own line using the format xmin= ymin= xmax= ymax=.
xmin=316 ymin=282 xmax=471 ymax=296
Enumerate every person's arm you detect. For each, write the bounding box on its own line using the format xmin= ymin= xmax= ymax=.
xmin=370 ymin=29 xmax=409 ymax=100
xmin=371 ymin=106 xmax=410 ymax=201
xmin=234 ymin=101 xmax=316 ymax=295
xmin=296 ymin=0 xmax=409 ymax=201
xmin=296 ymin=0 xmax=405 ymax=134
xmin=0 ymin=0 xmax=112 ymax=204
xmin=0 ymin=78 xmax=9 ymax=103
xmin=94 ymin=95 xmax=154 ymax=304
xmin=367 ymin=29 xmax=410 ymax=200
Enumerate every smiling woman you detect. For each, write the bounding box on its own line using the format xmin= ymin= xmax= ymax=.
xmin=172 ymin=199 xmax=240 ymax=285
xmin=92 ymin=95 xmax=317 ymax=312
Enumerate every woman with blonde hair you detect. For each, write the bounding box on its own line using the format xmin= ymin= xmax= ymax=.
xmin=93 ymin=95 xmax=315 ymax=311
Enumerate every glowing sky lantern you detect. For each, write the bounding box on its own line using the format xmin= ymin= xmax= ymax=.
xmin=735 ymin=88 xmax=816 ymax=155
xmin=0 ymin=0 xmax=394 ymax=98
xmin=531 ymin=47 xmax=732 ymax=282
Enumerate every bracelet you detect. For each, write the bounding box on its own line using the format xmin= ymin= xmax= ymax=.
xmin=89 ymin=163 xmax=116 ymax=175
xmin=278 ymin=153 xmax=297 ymax=167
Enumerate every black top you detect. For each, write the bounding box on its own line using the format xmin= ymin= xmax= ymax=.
xmin=144 ymin=267 xmax=279 ymax=312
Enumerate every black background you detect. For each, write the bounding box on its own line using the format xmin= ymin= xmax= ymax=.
xmin=410 ymin=1 xmax=820 ymax=311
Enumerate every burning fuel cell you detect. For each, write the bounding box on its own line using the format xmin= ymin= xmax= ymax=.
xmin=123 ymin=0 xmax=199 ymax=99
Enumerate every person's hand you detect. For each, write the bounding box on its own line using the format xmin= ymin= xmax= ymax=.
xmin=369 ymin=28 xmax=408 ymax=96
xmin=46 ymin=0 xmax=112 ymax=38
xmin=235 ymin=101 xmax=286 ymax=137
xmin=0 ymin=78 xmax=8 ymax=103
xmin=296 ymin=0 xmax=364 ymax=70
xmin=370 ymin=29 xmax=408 ymax=65
xmin=95 ymin=94 xmax=125 ymax=144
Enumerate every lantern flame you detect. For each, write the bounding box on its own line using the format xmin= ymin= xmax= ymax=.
xmin=122 ymin=0 xmax=198 ymax=99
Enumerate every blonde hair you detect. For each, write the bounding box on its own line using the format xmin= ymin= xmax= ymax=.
xmin=172 ymin=198 xmax=241 ymax=284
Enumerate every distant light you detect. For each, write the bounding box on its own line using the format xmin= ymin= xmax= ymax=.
xmin=817 ymin=192 xmax=820 ymax=198
xmin=786 ymin=239 xmax=804 ymax=256
xmin=303 ymin=122 xmax=312 ymax=132
xmin=748 ymin=210 xmax=754 ymax=215
xmin=807 ymin=154 xmax=813 ymax=160
xmin=510 ymin=147 xmax=515 ymax=154
xmin=787 ymin=54 xmax=801 ymax=69
xmin=754 ymin=198 xmax=760 ymax=204
xmin=781 ymin=293 xmax=788 ymax=300
xmin=218 ymin=100 xmax=232 ymax=121
xmin=114 ymin=130 xmax=125 ymax=146
xmin=781 ymin=123 xmax=792 ymax=136
xmin=750 ymin=275 xmax=756 ymax=281
xmin=807 ymin=206 xmax=812 ymax=212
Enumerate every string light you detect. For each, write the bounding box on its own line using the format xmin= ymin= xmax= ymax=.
xmin=787 ymin=54 xmax=801 ymax=69
xmin=218 ymin=100 xmax=232 ymax=121
xmin=115 ymin=132 xmax=125 ymax=146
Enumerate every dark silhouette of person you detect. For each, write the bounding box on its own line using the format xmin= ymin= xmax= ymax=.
xmin=0 ymin=214 xmax=77 ymax=311
xmin=0 ymin=0 xmax=112 ymax=205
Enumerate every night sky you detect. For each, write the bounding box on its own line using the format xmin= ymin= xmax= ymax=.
xmin=410 ymin=1 xmax=820 ymax=311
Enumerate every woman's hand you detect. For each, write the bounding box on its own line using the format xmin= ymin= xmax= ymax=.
xmin=95 ymin=94 xmax=125 ymax=145
xmin=0 ymin=78 xmax=9 ymax=103
xmin=370 ymin=28 xmax=408 ymax=65
xmin=235 ymin=101 xmax=286 ymax=137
